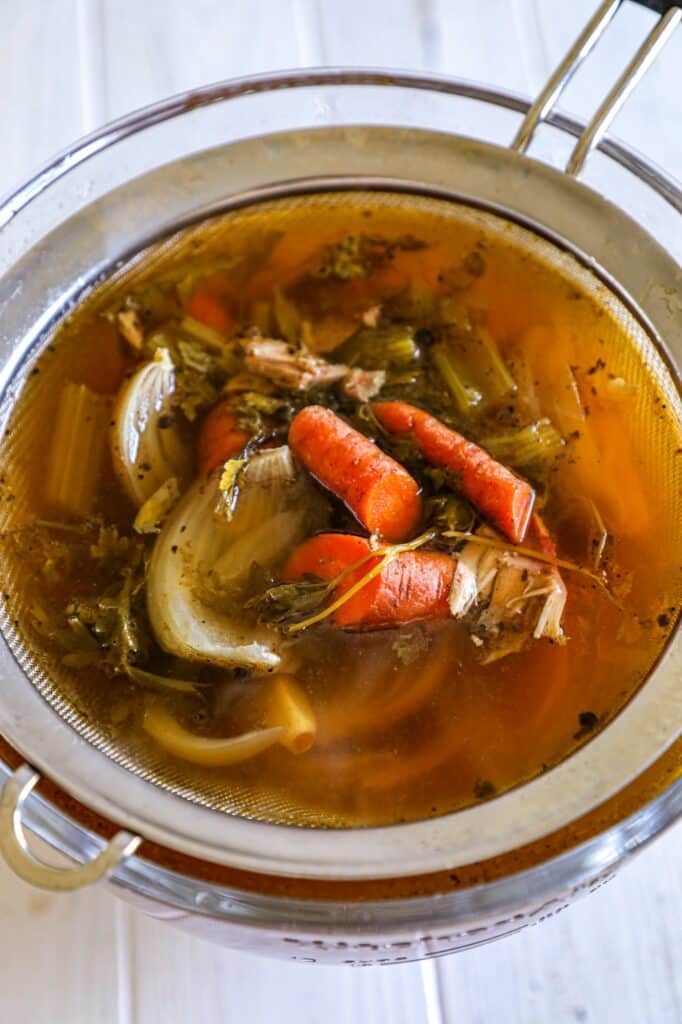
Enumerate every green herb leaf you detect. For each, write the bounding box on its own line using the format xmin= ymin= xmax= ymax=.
xmin=425 ymin=493 xmax=477 ymax=533
xmin=230 ymin=390 xmax=292 ymax=435
xmin=246 ymin=576 xmax=334 ymax=626
xmin=312 ymin=234 xmax=427 ymax=281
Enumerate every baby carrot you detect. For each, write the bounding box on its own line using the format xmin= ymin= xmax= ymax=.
xmin=528 ymin=512 xmax=557 ymax=559
xmin=283 ymin=533 xmax=454 ymax=628
xmin=197 ymin=401 xmax=251 ymax=477
xmin=185 ymin=290 xmax=234 ymax=335
xmin=288 ymin=406 xmax=422 ymax=542
xmin=283 ymin=532 xmax=371 ymax=582
xmin=373 ymin=401 xmax=535 ymax=543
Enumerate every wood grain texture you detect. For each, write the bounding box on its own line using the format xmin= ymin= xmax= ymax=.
xmin=122 ymin=900 xmax=436 ymax=1024
xmin=1 ymin=1 xmax=83 ymax=194
xmin=0 ymin=860 xmax=119 ymax=1024
xmin=95 ymin=0 xmax=302 ymax=121
xmin=435 ymin=824 xmax=682 ymax=1024
xmin=0 ymin=1 xmax=681 ymax=1021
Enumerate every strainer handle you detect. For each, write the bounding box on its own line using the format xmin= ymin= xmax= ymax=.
xmin=0 ymin=763 xmax=141 ymax=892
xmin=511 ymin=0 xmax=681 ymax=175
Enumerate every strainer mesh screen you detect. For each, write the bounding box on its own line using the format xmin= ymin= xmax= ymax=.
xmin=0 ymin=191 xmax=679 ymax=827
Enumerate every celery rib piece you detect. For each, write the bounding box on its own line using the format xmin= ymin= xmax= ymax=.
xmin=477 ymin=327 xmax=517 ymax=401
xmin=337 ymin=325 xmax=418 ymax=370
xmin=45 ymin=382 xmax=109 ymax=518
xmin=432 ymin=328 xmax=515 ymax=413
xmin=480 ymin=419 xmax=565 ymax=468
xmin=431 ymin=342 xmax=482 ymax=413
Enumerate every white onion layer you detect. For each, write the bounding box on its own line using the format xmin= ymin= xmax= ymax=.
xmin=111 ymin=349 xmax=191 ymax=507
xmin=146 ymin=446 xmax=309 ymax=671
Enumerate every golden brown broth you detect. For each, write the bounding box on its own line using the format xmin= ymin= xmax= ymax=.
xmin=1 ymin=193 xmax=680 ymax=828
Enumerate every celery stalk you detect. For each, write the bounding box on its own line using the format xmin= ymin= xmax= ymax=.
xmin=45 ymin=382 xmax=108 ymax=517
xmin=432 ymin=328 xmax=515 ymax=412
xmin=476 ymin=327 xmax=517 ymax=402
xmin=180 ymin=316 xmax=231 ymax=349
xmin=337 ymin=325 xmax=419 ymax=369
xmin=431 ymin=342 xmax=483 ymax=413
xmin=480 ymin=418 xmax=565 ymax=468
xmin=273 ymin=287 xmax=301 ymax=344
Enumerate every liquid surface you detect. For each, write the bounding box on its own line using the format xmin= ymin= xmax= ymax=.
xmin=0 ymin=192 xmax=679 ymax=828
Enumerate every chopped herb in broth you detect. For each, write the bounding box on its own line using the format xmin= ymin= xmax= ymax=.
xmin=0 ymin=193 xmax=679 ymax=828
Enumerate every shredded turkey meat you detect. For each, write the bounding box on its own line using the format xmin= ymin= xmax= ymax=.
xmin=117 ymin=307 xmax=144 ymax=352
xmin=449 ymin=528 xmax=567 ymax=662
xmin=243 ymin=337 xmax=348 ymax=391
xmin=341 ymin=367 xmax=386 ymax=402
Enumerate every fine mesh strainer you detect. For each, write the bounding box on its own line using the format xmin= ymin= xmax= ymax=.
xmin=0 ymin=189 xmax=680 ymax=833
xmin=0 ymin=0 xmax=680 ymax=963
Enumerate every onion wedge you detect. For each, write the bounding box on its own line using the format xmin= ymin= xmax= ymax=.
xmin=146 ymin=446 xmax=312 ymax=671
xmin=143 ymin=706 xmax=283 ymax=766
xmin=111 ymin=348 xmax=191 ymax=506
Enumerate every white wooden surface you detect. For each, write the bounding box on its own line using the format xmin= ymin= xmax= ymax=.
xmin=2 ymin=1 xmax=682 ymax=1020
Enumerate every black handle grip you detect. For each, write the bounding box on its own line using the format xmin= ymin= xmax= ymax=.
xmin=631 ymin=0 xmax=680 ymax=12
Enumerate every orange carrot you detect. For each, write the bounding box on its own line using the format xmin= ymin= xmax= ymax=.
xmin=373 ymin=401 xmax=535 ymax=543
xmin=185 ymin=290 xmax=234 ymax=335
xmin=197 ymin=401 xmax=250 ymax=477
xmin=288 ymin=406 xmax=422 ymax=542
xmin=283 ymin=533 xmax=454 ymax=629
xmin=283 ymin=532 xmax=370 ymax=582
xmin=528 ymin=512 xmax=557 ymax=559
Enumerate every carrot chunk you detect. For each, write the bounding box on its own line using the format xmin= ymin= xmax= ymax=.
xmin=288 ymin=406 xmax=422 ymax=542
xmin=197 ymin=401 xmax=250 ymax=477
xmin=283 ymin=533 xmax=454 ymax=629
xmin=373 ymin=401 xmax=535 ymax=543
xmin=283 ymin=533 xmax=371 ymax=582
xmin=528 ymin=512 xmax=557 ymax=559
xmin=185 ymin=290 xmax=234 ymax=334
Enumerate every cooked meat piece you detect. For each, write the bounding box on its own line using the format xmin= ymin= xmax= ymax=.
xmin=449 ymin=527 xmax=567 ymax=662
xmin=342 ymin=367 xmax=386 ymax=402
xmin=244 ymin=337 xmax=348 ymax=391
xmin=117 ymin=308 xmax=144 ymax=351
xmin=361 ymin=304 xmax=382 ymax=328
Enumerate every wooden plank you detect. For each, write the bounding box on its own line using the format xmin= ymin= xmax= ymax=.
xmin=0 ymin=1 xmax=83 ymax=195
xmin=95 ymin=0 xmax=303 ymax=121
xmin=0 ymin=860 xmax=119 ymax=1023
xmin=435 ymin=823 xmax=682 ymax=1024
xmin=433 ymin=0 xmax=541 ymax=91
xmin=312 ymin=0 xmax=433 ymax=67
xmin=125 ymin=904 xmax=435 ymax=1024
xmin=532 ymin=0 xmax=682 ymax=178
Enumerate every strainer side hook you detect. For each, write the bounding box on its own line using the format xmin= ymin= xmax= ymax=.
xmin=0 ymin=764 xmax=141 ymax=891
